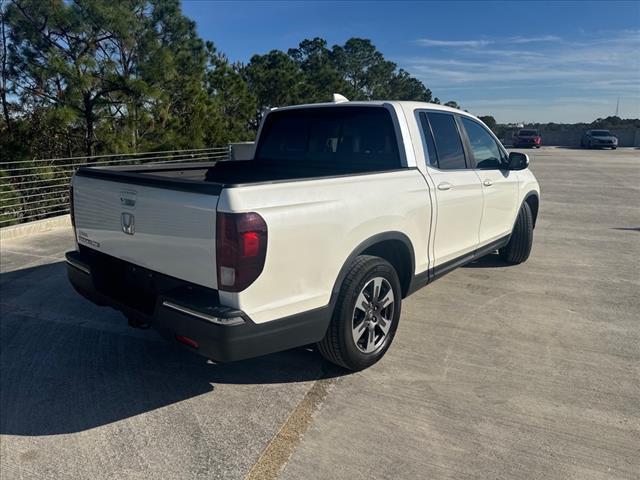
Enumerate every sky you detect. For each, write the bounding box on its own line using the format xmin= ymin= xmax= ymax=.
xmin=182 ymin=1 xmax=640 ymax=124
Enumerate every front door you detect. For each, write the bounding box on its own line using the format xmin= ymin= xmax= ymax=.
xmin=459 ymin=117 xmax=519 ymax=244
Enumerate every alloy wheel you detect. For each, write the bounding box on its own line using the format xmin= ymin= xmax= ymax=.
xmin=351 ymin=277 xmax=395 ymax=354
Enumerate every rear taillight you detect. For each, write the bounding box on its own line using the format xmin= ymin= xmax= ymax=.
xmin=69 ymin=184 xmax=75 ymax=226
xmin=69 ymin=183 xmax=77 ymax=242
xmin=216 ymin=212 xmax=267 ymax=292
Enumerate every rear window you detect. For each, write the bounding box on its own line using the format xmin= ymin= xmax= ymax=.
xmin=519 ymin=130 xmax=538 ymax=136
xmin=255 ymin=107 xmax=401 ymax=171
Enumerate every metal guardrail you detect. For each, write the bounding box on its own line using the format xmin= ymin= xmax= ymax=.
xmin=0 ymin=146 xmax=231 ymax=226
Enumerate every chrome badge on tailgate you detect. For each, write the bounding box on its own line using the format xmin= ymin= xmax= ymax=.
xmin=120 ymin=190 xmax=136 ymax=235
xmin=120 ymin=190 xmax=137 ymax=208
xmin=121 ymin=212 xmax=135 ymax=235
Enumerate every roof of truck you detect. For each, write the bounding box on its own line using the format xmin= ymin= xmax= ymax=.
xmin=272 ymin=100 xmax=478 ymax=120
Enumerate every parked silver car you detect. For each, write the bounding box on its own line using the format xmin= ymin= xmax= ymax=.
xmin=581 ymin=130 xmax=618 ymax=149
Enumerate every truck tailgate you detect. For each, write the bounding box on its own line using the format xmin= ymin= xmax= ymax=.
xmin=72 ymin=174 xmax=219 ymax=289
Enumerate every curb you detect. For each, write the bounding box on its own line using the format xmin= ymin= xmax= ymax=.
xmin=0 ymin=214 xmax=71 ymax=241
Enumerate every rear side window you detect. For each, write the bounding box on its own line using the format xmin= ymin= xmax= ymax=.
xmin=424 ymin=112 xmax=467 ymax=170
xmin=256 ymin=107 xmax=401 ymax=171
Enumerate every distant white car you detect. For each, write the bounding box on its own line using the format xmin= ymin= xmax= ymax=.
xmin=66 ymin=99 xmax=540 ymax=370
xmin=581 ymin=129 xmax=618 ymax=149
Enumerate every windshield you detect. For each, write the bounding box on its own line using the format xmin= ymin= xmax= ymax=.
xmin=256 ymin=107 xmax=401 ymax=171
xmin=519 ymin=130 xmax=538 ymax=136
xmin=591 ymin=130 xmax=611 ymax=137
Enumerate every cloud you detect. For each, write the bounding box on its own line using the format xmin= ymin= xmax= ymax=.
xmin=415 ymin=35 xmax=561 ymax=48
xmin=407 ymin=30 xmax=640 ymax=89
xmin=405 ymin=30 xmax=640 ymax=122
xmin=508 ymin=35 xmax=561 ymax=44
xmin=415 ymin=39 xmax=491 ymax=48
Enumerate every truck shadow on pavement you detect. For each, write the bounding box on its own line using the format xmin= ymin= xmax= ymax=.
xmin=0 ymin=261 xmax=345 ymax=436
xmin=462 ymin=253 xmax=514 ymax=269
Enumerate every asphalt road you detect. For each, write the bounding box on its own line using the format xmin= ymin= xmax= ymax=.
xmin=1 ymin=147 xmax=639 ymax=480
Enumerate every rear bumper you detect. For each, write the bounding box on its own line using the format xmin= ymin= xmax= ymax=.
xmin=66 ymin=250 xmax=331 ymax=362
xmin=514 ymin=139 xmax=540 ymax=147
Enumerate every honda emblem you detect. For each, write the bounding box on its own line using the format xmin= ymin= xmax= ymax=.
xmin=121 ymin=212 xmax=135 ymax=235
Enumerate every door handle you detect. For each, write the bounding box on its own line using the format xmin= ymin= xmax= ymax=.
xmin=437 ymin=182 xmax=452 ymax=191
xmin=483 ymin=179 xmax=493 ymax=187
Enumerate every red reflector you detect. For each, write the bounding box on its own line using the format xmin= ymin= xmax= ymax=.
xmin=175 ymin=335 xmax=199 ymax=349
xmin=242 ymin=231 xmax=260 ymax=257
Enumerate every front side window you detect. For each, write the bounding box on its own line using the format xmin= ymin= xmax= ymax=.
xmin=426 ymin=112 xmax=467 ymax=170
xmin=461 ymin=118 xmax=505 ymax=170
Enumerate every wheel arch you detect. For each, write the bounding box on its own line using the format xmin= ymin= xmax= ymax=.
xmin=523 ymin=191 xmax=539 ymax=228
xmin=329 ymin=232 xmax=416 ymax=308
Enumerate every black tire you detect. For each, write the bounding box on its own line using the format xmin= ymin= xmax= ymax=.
xmin=317 ymin=255 xmax=401 ymax=371
xmin=499 ymin=202 xmax=533 ymax=264
xmin=612 ymin=146 xmax=617 ymax=150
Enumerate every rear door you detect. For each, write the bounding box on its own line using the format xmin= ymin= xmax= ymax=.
xmin=72 ymin=174 xmax=219 ymax=289
xmin=419 ymin=111 xmax=483 ymax=267
xmin=459 ymin=117 xmax=519 ymax=245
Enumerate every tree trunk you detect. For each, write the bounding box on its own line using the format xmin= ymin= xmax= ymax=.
xmin=83 ymin=94 xmax=95 ymax=159
xmin=1 ymin=10 xmax=12 ymax=134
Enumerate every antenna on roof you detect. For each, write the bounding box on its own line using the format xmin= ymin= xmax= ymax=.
xmin=332 ymin=93 xmax=349 ymax=103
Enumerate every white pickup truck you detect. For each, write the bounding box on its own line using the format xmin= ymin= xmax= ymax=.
xmin=66 ymin=99 xmax=540 ymax=370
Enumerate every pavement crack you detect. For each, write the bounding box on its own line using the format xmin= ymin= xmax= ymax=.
xmin=244 ymin=365 xmax=341 ymax=480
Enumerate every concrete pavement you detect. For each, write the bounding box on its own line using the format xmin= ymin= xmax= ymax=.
xmin=1 ymin=147 xmax=639 ymax=479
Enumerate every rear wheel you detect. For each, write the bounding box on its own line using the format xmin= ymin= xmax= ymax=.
xmin=318 ymin=255 xmax=401 ymax=371
xmin=500 ymin=202 xmax=534 ymax=264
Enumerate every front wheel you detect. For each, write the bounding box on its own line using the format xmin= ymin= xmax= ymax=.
xmin=500 ymin=202 xmax=534 ymax=264
xmin=317 ymin=255 xmax=401 ymax=371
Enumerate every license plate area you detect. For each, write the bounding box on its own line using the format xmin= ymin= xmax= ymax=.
xmin=86 ymin=249 xmax=158 ymax=315
xmin=78 ymin=246 xmax=220 ymax=317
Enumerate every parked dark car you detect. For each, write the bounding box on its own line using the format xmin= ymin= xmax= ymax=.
xmin=513 ymin=129 xmax=542 ymax=148
xmin=581 ymin=130 xmax=618 ymax=149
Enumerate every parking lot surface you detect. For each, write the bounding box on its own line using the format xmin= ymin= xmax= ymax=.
xmin=1 ymin=147 xmax=639 ymax=479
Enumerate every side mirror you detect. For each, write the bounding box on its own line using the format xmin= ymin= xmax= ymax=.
xmin=508 ymin=151 xmax=529 ymax=170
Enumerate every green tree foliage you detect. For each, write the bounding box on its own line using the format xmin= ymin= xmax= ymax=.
xmin=4 ymin=0 xmax=208 ymax=156
xmin=478 ymin=115 xmax=497 ymax=132
xmin=331 ymin=38 xmax=396 ymax=99
xmin=243 ymin=49 xmax=303 ymax=126
xmin=244 ymin=37 xmax=433 ymax=117
xmin=205 ymin=43 xmax=256 ymax=144
xmin=287 ymin=37 xmax=346 ymax=103
xmin=2 ymin=0 xmax=440 ymax=165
